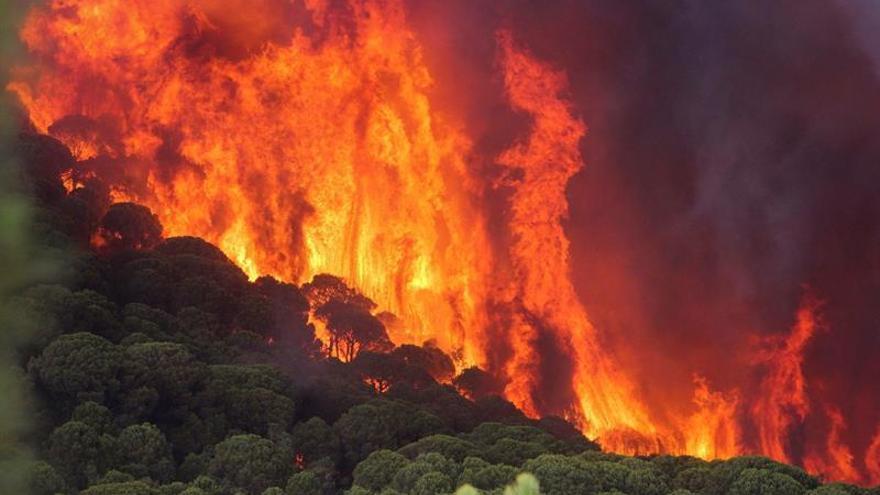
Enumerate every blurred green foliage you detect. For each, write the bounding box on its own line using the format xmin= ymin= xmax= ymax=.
xmin=0 ymin=0 xmax=35 ymax=285
xmin=0 ymin=0 xmax=42 ymax=493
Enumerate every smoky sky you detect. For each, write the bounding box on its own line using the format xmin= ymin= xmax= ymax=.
xmin=412 ymin=0 xmax=880 ymax=452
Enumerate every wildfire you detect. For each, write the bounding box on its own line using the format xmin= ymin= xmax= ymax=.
xmin=867 ymin=430 xmax=880 ymax=486
xmin=8 ymin=0 xmax=879 ymax=486
xmin=804 ymin=408 xmax=859 ymax=483
xmin=494 ymin=30 xmax=661 ymax=452
xmin=750 ymin=293 xmax=820 ymax=463
xmin=10 ymin=0 xmax=491 ymax=361
xmin=682 ymin=376 xmax=740 ymax=460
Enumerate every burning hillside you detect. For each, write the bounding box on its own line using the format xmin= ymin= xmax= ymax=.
xmin=8 ymin=0 xmax=880 ymax=486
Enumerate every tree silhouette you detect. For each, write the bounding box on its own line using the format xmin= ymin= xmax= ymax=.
xmin=314 ymin=300 xmax=391 ymax=362
xmin=453 ymin=367 xmax=504 ymax=400
xmin=391 ymin=343 xmax=455 ymax=383
xmin=302 ymin=274 xmax=376 ymax=311
xmin=96 ymin=203 xmax=163 ymax=252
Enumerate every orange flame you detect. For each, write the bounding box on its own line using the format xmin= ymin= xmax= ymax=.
xmin=866 ymin=428 xmax=880 ymax=486
xmin=682 ymin=375 xmax=740 ymax=460
xmin=750 ymin=293 xmax=821 ymax=463
xmin=494 ymin=30 xmax=661 ymax=451
xmin=10 ymin=0 xmax=664 ymax=450
xmin=804 ymin=407 xmax=859 ymax=483
xmin=11 ymin=0 xmax=491 ymax=363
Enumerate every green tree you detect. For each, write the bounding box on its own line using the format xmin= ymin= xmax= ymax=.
xmin=122 ymin=342 xmax=205 ymax=407
xmin=95 ymin=470 xmax=135 ymax=484
xmin=484 ymin=438 xmax=547 ymax=466
xmin=467 ymin=464 xmax=519 ymax=491
xmin=390 ymin=461 xmax=435 ymax=493
xmin=727 ymin=468 xmax=806 ymax=495
xmin=186 ymin=475 xmax=221 ymax=495
xmin=521 ymin=455 xmax=599 ymax=495
xmin=286 ymin=470 xmax=323 ymax=495
xmin=399 ymin=435 xmax=478 ymax=462
xmin=703 ymin=457 xmax=817 ymax=494
xmin=46 ymin=420 xmax=105 ymax=488
xmin=648 ymin=455 xmax=706 ymax=485
xmin=672 ymin=466 xmax=711 ymax=493
xmin=55 ymin=288 xmax=122 ymax=341
xmin=592 ymin=462 xmax=631 ymax=493
xmin=458 ymin=456 xmax=492 ymax=487
xmin=207 ymin=434 xmax=292 ymax=494
xmin=118 ymin=260 xmax=173 ymax=310
xmin=13 ymin=284 xmax=122 ymax=352
xmin=195 ymin=365 xmax=295 ymax=444
xmin=335 ymin=400 xmax=445 ymax=466
xmin=624 ymin=468 xmax=669 ymax=495
xmin=121 ymin=303 xmax=177 ymax=342
xmin=206 ymin=364 xmax=289 ymax=393
xmin=414 ymin=452 xmax=461 ymax=481
xmin=26 ymin=460 xmax=67 ymax=495
xmin=352 ymin=450 xmax=410 ymax=491
xmin=290 ymin=417 xmax=341 ymax=465
xmin=225 ymin=386 xmax=296 ymax=435
xmin=30 ymin=332 xmax=122 ymax=408
xmin=335 ymin=403 xmax=399 ymax=466
xmin=80 ymin=480 xmax=161 ymax=495
xmin=115 ymin=423 xmax=175 ymax=483
xmin=72 ymin=401 xmax=117 ymax=435
xmin=399 ymin=386 xmax=479 ymax=433
xmin=412 ymin=471 xmax=454 ymax=495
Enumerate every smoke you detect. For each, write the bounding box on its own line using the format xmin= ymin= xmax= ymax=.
xmin=471 ymin=0 xmax=880 ymax=467
xmin=414 ymin=0 xmax=880 ymax=471
xmin=839 ymin=0 xmax=880 ymax=75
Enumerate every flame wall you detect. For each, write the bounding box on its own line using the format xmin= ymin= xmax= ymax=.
xmin=9 ymin=0 xmax=880 ymax=485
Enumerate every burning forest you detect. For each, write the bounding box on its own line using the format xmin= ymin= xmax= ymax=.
xmin=2 ymin=0 xmax=880 ymax=493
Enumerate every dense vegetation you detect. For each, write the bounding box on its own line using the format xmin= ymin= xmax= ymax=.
xmin=7 ymin=131 xmax=879 ymax=495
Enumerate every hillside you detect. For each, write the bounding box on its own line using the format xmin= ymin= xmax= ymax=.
xmin=4 ymin=133 xmax=879 ymax=495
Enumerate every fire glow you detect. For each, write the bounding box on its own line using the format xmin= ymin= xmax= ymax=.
xmin=9 ymin=0 xmax=880 ymax=485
